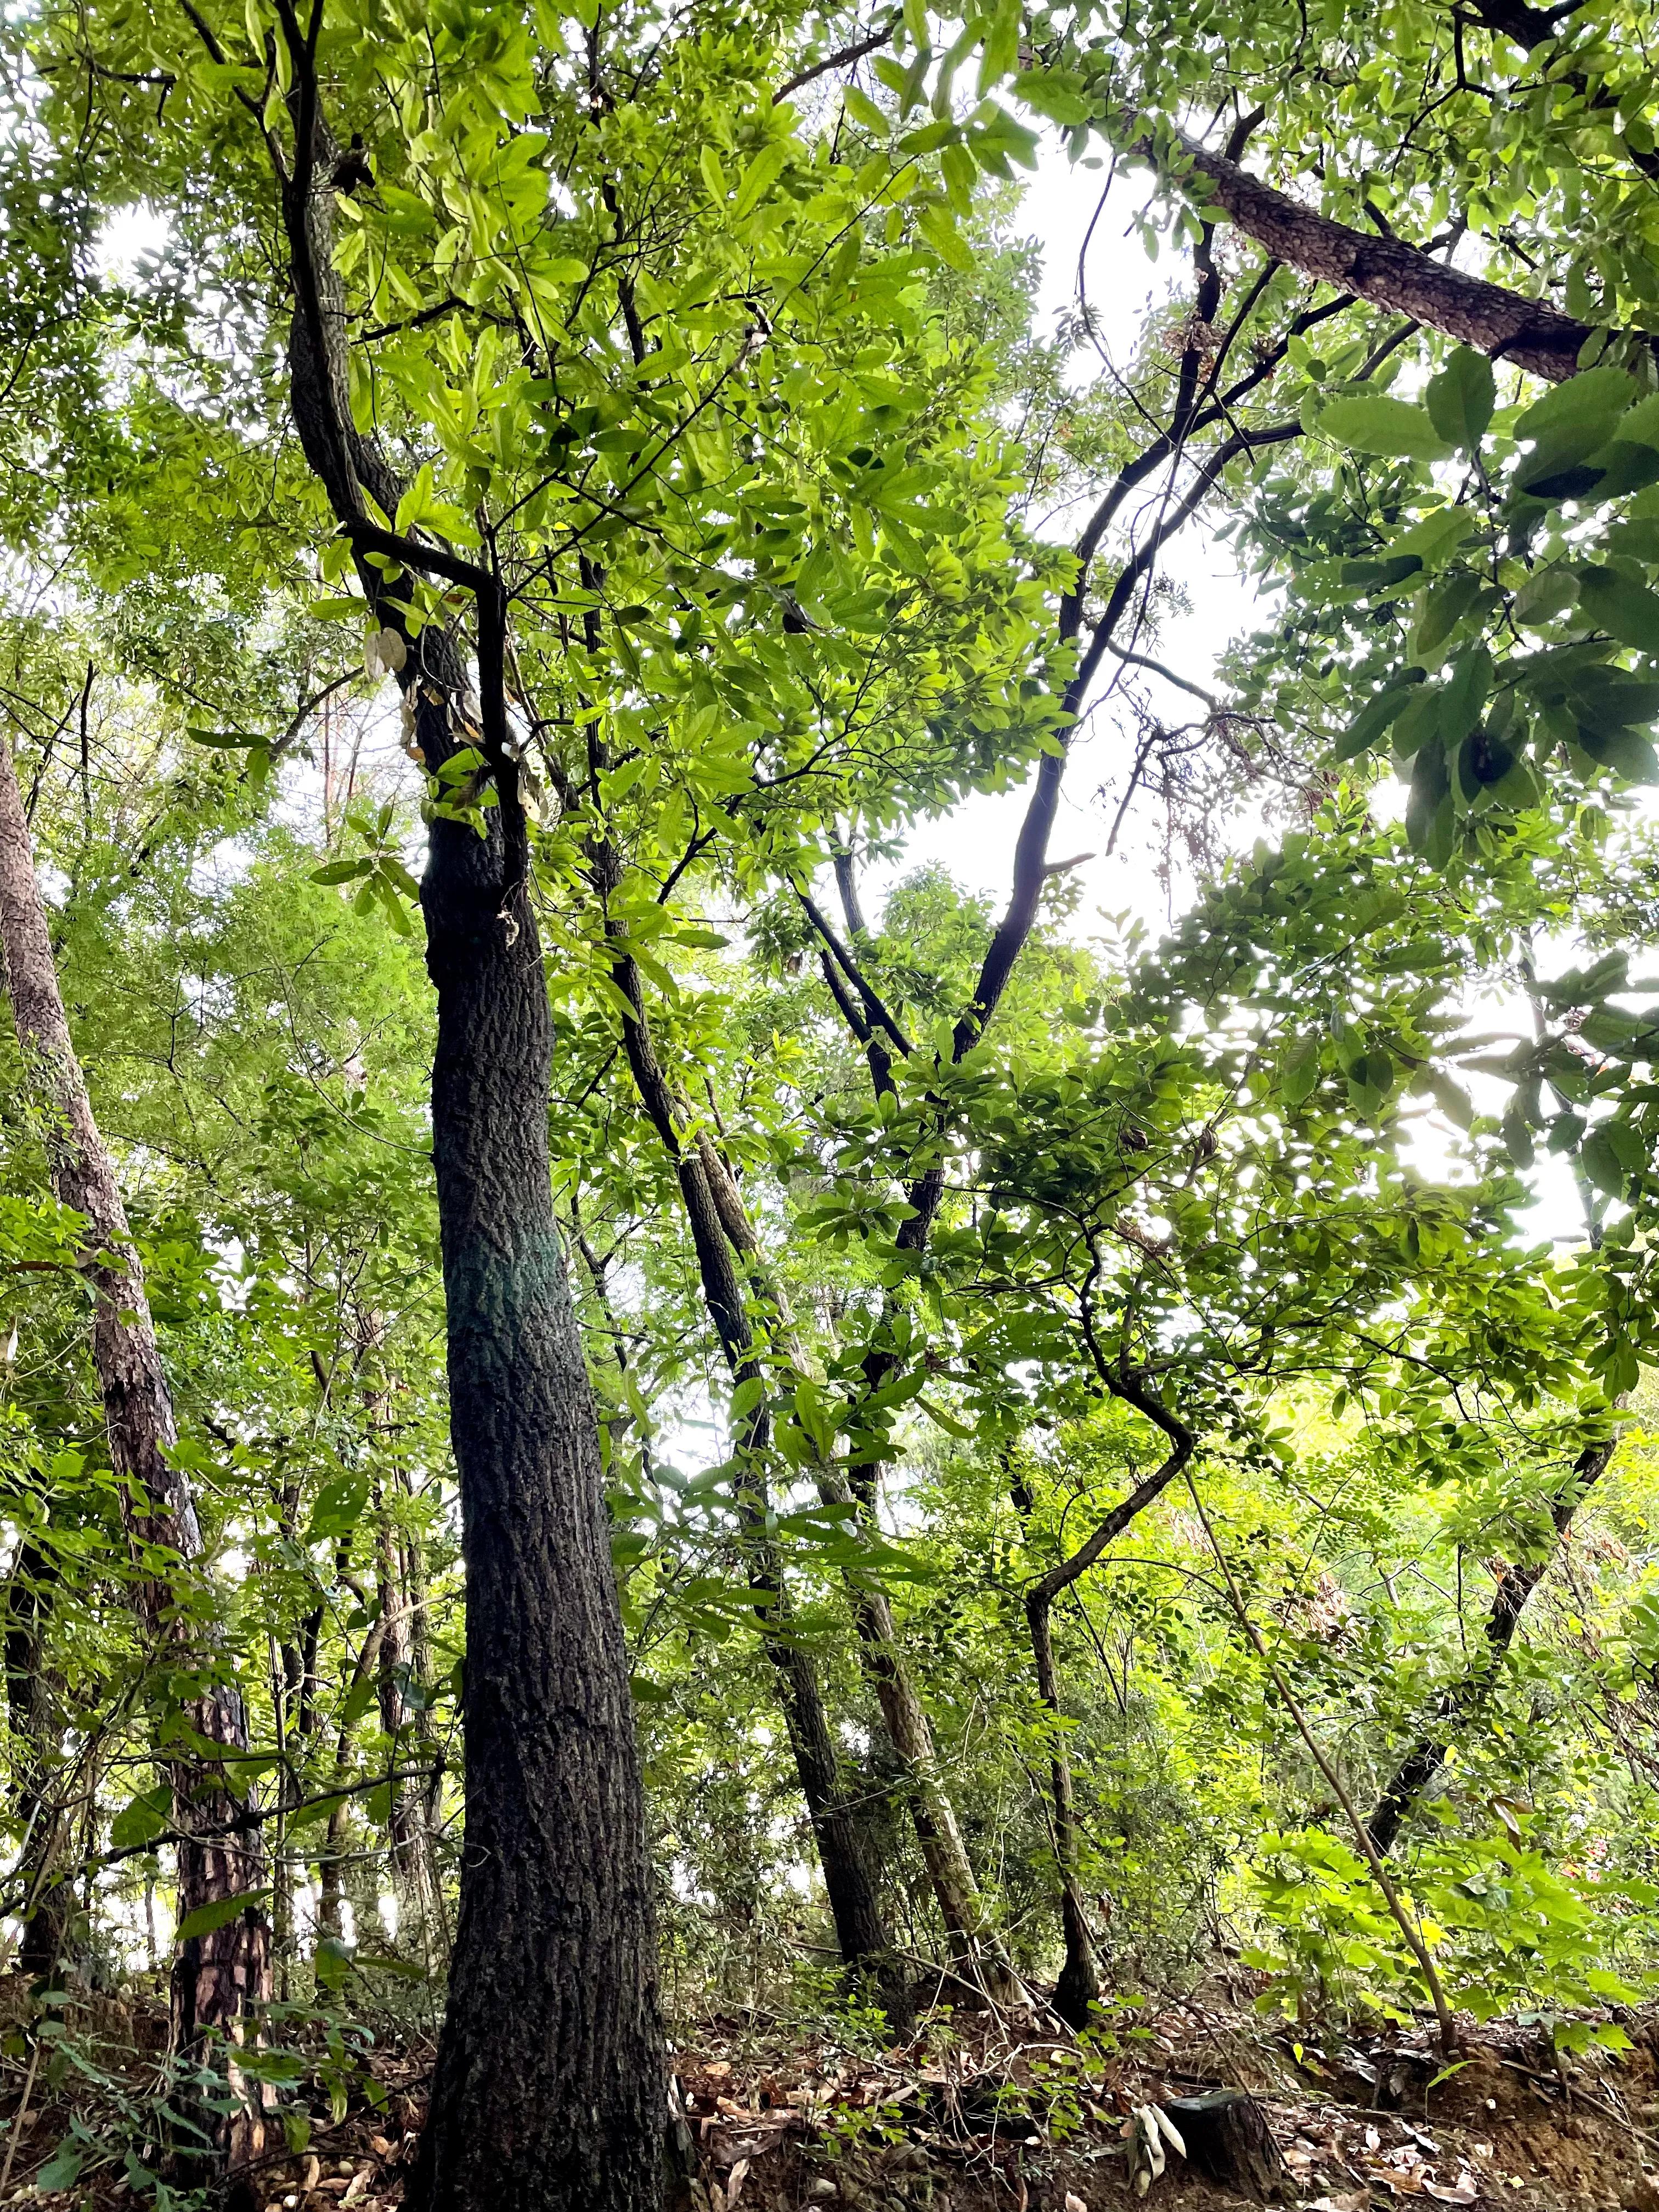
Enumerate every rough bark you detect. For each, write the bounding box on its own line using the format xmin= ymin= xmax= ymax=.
xmin=4 ymin=1541 xmax=71 ymax=1976
xmin=266 ymin=32 xmax=665 ymax=2202
xmin=1165 ymin=2089 xmax=1287 ymax=2199
xmin=1166 ymin=134 xmax=1658 ymax=384
xmin=1368 ymin=1432 xmax=1618 ymax=1854
xmin=0 ymin=722 xmax=269 ymax=2149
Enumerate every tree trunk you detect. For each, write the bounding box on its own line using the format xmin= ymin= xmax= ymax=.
xmin=0 ymin=722 xmax=269 ymax=2155
xmin=606 ymin=950 xmax=904 ymax=2018
xmin=1163 ymin=132 xmax=1650 ymax=384
xmin=1021 ymin=1585 xmax=1101 ymax=2031
xmin=274 ymin=75 xmax=664 ymax=2208
xmin=1165 ymin=2089 xmax=1286 ymax=2199
xmin=4 ymin=1540 xmax=71 ymax=1977
xmin=689 ymin=1128 xmax=1015 ymax=2000
xmin=410 ymin=794 xmax=664 ymax=2208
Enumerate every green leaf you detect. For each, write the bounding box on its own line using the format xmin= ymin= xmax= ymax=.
xmin=1425 ymin=347 xmax=1496 ymax=450
xmin=698 ymin=146 xmax=728 ymax=204
xmin=842 ymin=85 xmax=887 ymax=134
xmin=1334 ymin=672 xmax=1426 ymax=760
xmin=1576 ymin=564 xmax=1659 ymax=654
xmin=977 ymin=0 xmax=1020 ymax=92
xmin=1415 ymin=571 xmax=1485 ymax=656
xmin=731 ymin=142 xmax=788 ymax=221
xmin=175 ymin=1888 xmax=268 ymax=1943
xmin=1582 ymin=1126 xmax=1633 ymax=1195
xmin=33 ymin=2142 xmax=84 ymax=2193
xmin=1569 ymin=665 xmax=1659 ymax=728
xmin=1579 ymin=724 xmax=1659 ymax=782
xmin=1386 ymin=505 xmax=1477 ymax=571
xmin=304 ymin=1469 xmax=369 ymax=1543
xmin=111 ymin=1785 xmax=172 ymax=1850
xmin=1441 ymin=645 xmax=1493 ymax=743
xmin=1317 ymin=394 xmax=1453 ymax=462
xmin=1279 ymin=1035 xmax=1322 ymax=1105
xmin=1514 ymin=366 xmax=1638 ymax=456
xmin=1013 ymin=67 xmax=1091 ymax=124
xmin=917 ymin=201 xmax=973 ymax=272
xmin=187 ymin=726 xmax=261 ymax=749
xmin=1404 ymin=733 xmax=1452 ymax=857
xmin=311 ymin=858 xmax=370 ymax=885
xmin=314 ymin=1934 xmax=354 ymax=1989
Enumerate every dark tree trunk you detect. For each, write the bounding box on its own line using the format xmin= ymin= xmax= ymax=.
xmin=1164 ymin=132 xmax=1654 ymax=384
xmin=4 ymin=1541 xmax=70 ymax=1977
xmin=409 ymin=782 xmax=663 ymax=2209
xmin=270 ymin=64 xmax=664 ymax=2204
xmin=1165 ymin=2090 xmax=1286 ymax=2199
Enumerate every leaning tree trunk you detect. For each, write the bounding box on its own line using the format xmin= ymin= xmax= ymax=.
xmin=691 ymin=1131 xmax=1014 ymax=1997
xmin=274 ymin=62 xmax=664 ymax=2209
xmin=0 ymin=723 xmax=269 ymax=2152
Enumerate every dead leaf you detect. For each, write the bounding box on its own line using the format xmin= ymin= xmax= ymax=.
xmin=1065 ymin=2194 xmax=1087 ymax=2212
xmin=301 ymin=2157 xmax=321 ymax=2193
xmin=1421 ymin=2175 xmax=1479 ymax=2205
xmin=725 ymin=2159 xmax=749 ymax=2208
xmin=342 ymin=2172 xmax=371 ymax=2205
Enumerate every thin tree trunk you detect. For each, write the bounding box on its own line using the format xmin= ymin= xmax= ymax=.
xmin=1012 ymin=1421 xmax=1196 ymax=2029
xmin=269 ymin=41 xmax=664 ymax=2203
xmin=318 ymin=1620 xmax=385 ymax=1946
xmin=354 ymin=1316 xmax=426 ymax=1891
xmin=690 ymin=1135 xmax=1017 ymax=2000
xmin=1367 ymin=1433 xmax=1619 ymax=1854
xmin=0 ymin=723 xmax=269 ymax=2154
xmin=605 ymin=960 xmax=904 ymax=2017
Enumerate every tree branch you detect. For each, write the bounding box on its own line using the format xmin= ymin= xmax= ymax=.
xmin=775 ymin=14 xmax=900 ymax=100
xmin=1158 ymin=131 xmax=1656 ymax=382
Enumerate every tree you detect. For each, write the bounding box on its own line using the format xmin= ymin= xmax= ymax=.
xmin=0 ymin=720 xmax=270 ymax=2152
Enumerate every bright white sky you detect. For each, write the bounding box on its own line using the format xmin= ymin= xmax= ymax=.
xmin=884 ymin=142 xmax=1261 ymax=929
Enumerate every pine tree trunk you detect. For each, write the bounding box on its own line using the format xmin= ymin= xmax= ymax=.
xmin=0 ymin=724 xmax=270 ymax=2154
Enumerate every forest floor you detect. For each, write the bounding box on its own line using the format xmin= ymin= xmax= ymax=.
xmin=3 ymin=1977 xmax=1655 ymax=2212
